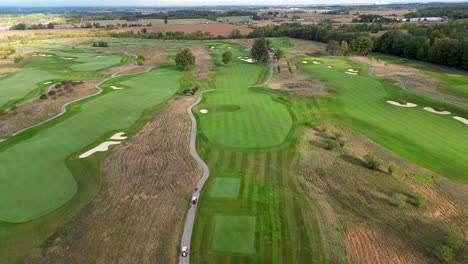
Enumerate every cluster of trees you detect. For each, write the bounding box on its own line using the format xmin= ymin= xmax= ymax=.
xmin=10 ymin=22 xmax=54 ymax=30
xmin=405 ymin=5 xmax=468 ymax=20
xmin=92 ymin=41 xmax=108 ymax=47
xmin=352 ymin=14 xmax=398 ymax=23
xmin=182 ymin=86 xmax=199 ymax=95
xmin=0 ymin=43 xmax=16 ymax=59
xmin=222 ymin=51 xmax=232 ymax=64
xmin=248 ymin=20 xmax=468 ymax=70
xmin=376 ymin=20 xmax=468 ymax=69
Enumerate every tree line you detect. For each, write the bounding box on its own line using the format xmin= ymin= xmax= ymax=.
xmin=404 ymin=5 xmax=468 ymax=20
xmin=247 ymin=20 xmax=468 ymax=70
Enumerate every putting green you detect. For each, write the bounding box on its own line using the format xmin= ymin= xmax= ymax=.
xmin=0 ymin=66 xmax=182 ymax=222
xmin=197 ymin=89 xmax=292 ymax=148
xmin=209 ymin=178 xmax=241 ymax=198
xmin=211 ymin=215 xmax=256 ymax=254
xmin=0 ymin=69 xmax=60 ymax=107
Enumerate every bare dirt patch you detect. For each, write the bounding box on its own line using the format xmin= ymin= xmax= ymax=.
xmin=0 ymin=81 xmax=98 ymax=139
xmin=347 ymin=225 xmax=427 ymax=264
xmin=111 ymin=23 xmax=252 ymax=37
xmin=27 ymin=97 xmax=202 ymax=264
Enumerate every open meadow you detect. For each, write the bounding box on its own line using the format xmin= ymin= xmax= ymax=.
xmin=0 ymin=35 xmax=466 ymax=264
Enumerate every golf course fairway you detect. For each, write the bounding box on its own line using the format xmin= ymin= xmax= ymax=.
xmin=0 ymin=66 xmax=182 ymax=222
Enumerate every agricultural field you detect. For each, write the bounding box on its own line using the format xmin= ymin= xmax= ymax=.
xmin=0 ymin=34 xmax=467 ymax=264
xmin=82 ymin=18 xmax=215 ymax=26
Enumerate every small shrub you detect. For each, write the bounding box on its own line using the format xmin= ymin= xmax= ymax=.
xmin=414 ymin=192 xmax=427 ymax=208
xmin=446 ymin=235 xmax=463 ymax=252
xmin=326 ymin=139 xmax=342 ymax=152
xmin=0 ymin=108 xmax=4 ymax=115
xmin=393 ymin=193 xmax=407 ymax=208
xmin=288 ymin=65 xmax=293 ymax=74
xmin=295 ymin=63 xmax=299 ymax=70
xmin=137 ymin=58 xmax=144 ymax=65
xmin=277 ymin=65 xmax=281 ymax=74
xmin=39 ymin=94 xmax=48 ymax=99
xmin=364 ymin=154 xmax=382 ymax=170
xmin=435 ymin=245 xmax=454 ymax=263
xmin=14 ymin=54 xmax=24 ymax=63
xmin=48 ymin=90 xmax=56 ymax=96
xmin=388 ymin=162 xmax=399 ymax=175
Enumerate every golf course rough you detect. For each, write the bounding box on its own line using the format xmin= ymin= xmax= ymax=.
xmin=0 ymin=66 xmax=183 ymax=223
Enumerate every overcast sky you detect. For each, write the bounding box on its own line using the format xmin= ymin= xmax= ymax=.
xmin=0 ymin=0 xmax=463 ymax=7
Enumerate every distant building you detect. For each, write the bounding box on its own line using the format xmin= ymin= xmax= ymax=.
xmin=240 ymin=20 xmax=251 ymax=25
xmin=408 ymin=17 xmax=442 ymax=22
xmin=54 ymin=24 xmax=77 ymax=29
xmin=0 ymin=25 xmax=10 ymax=31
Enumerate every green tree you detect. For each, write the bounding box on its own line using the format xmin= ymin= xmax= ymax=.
xmin=175 ymin=48 xmax=196 ymax=70
xmin=137 ymin=58 xmax=144 ymax=65
xmin=351 ymin=36 xmax=374 ymax=55
xmin=436 ymin=245 xmax=454 ymax=263
xmin=251 ymin=37 xmax=270 ymax=64
xmin=141 ymin=28 xmax=147 ymax=34
xmin=341 ymin=40 xmax=350 ymax=56
xmin=326 ymin=40 xmax=340 ymax=55
xmin=222 ymin=51 xmax=232 ymax=64
xmin=388 ymin=162 xmax=399 ymax=175
xmin=273 ymin=47 xmax=285 ymax=62
xmin=229 ymin=29 xmax=243 ymax=39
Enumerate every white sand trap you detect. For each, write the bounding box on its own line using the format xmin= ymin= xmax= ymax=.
xmin=33 ymin=53 xmax=52 ymax=57
xmin=200 ymin=109 xmax=208 ymax=114
xmin=44 ymin=81 xmax=52 ymax=85
xmin=347 ymin=69 xmax=359 ymax=73
xmin=110 ymin=85 xmax=124 ymax=90
xmin=79 ymin=141 xmax=121 ymax=158
xmin=387 ymin=100 xmax=417 ymax=107
xmin=227 ymin=46 xmax=232 ymax=49
xmin=312 ymin=61 xmax=321 ymax=64
xmin=302 ymin=61 xmax=308 ymax=64
xmin=110 ymin=132 xmax=127 ymax=140
xmin=345 ymin=72 xmax=358 ymax=75
xmin=240 ymin=58 xmax=255 ymax=63
xmin=423 ymin=107 xmax=451 ymax=115
xmin=237 ymin=56 xmax=241 ymax=59
xmin=60 ymin=57 xmax=74 ymax=60
xmin=327 ymin=66 xmax=333 ymax=68
xmin=453 ymin=116 xmax=468 ymax=125
xmin=95 ymin=55 xmax=105 ymax=58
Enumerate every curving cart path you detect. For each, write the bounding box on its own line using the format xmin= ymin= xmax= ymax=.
xmin=179 ymin=90 xmax=215 ymax=264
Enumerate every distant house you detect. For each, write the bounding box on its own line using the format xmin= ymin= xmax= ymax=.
xmin=240 ymin=20 xmax=251 ymax=25
xmin=54 ymin=24 xmax=77 ymax=29
xmin=0 ymin=25 xmax=10 ymax=31
xmin=409 ymin=17 xmax=442 ymax=22
xmin=293 ymin=18 xmax=305 ymax=22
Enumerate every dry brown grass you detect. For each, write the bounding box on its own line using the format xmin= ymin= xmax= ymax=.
xmin=26 ymin=97 xmax=201 ymax=264
xmin=0 ymin=81 xmax=98 ymax=139
xmin=297 ymin=124 xmax=468 ymax=263
xmin=190 ymin=46 xmax=213 ymax=79
xmin=269 ymin=59 xmax=327 ymax=97
xmin=347 ymin=225 xmax=427 ymax=264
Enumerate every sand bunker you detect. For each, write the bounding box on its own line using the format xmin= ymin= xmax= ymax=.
xmin=110 ymin=132 xmax=127 ymax=140
xmin=240 ymin=58 xmax=255 ymax=63
xmin=33 ymin=53 xmax=52 ymax=57
xmin=345 ymin=72 xmax=358 ymax=76
xmin=60 ymin=57 xmax=74 ymax=60
xmin=200 ymin=109 xmax=208 ymax=114
xmin=227 ymin=46 xmax=232 ymax=49
xmin=312 ymin=61 xmax=321 ymax=64
xmin=302 ymin=61 xmax=308 ymax=64
xmin=44 ymin=81 xmax=52 ymax=85
xmin=327 ymin=66 xmax=333 ymax=68
xmin=110 ymin=85 xmax=124 ymax=90
xmin=347 ymin=69 xmax=359 ymax=73
xmin=453 ymin=116 xmax=468 ymax=125
xmin=387 ymin=100 xmax=417 ymax=107
xmin=95 ymin=55 xmax=105 ymax=58
xmin=423 ymin=107 xmax=451 ymax=115
xmin=79 ymin=141 xmax=121 ymax=158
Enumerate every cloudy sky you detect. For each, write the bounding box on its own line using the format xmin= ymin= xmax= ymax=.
xmin=0 ymin=0 xmax=462 ymax=6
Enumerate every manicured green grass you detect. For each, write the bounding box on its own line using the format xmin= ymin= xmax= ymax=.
xmin=25 ymin=49 xmax=127 ymax=72
xmin=296 ymin=55 xmax=468 ymax=183
xmin=0 ymin=66 xmax=182 ymax=223
xmin=211 ymin=215 xmax=256 ymax=254
xmin=0 ymin=69 xmax=60 ymax=108
xmin=196 ymin=89 xmax=292 ymax=148
xmin=209 ymin=178 xmax=241 ymax=198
